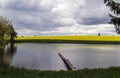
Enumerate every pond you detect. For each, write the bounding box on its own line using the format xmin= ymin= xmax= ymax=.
xmin=0 ymin=43 xmax=120 ymax=70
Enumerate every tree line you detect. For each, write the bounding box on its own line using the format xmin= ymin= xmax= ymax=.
xmin=0 ymin=16 xmax=17 ymax=45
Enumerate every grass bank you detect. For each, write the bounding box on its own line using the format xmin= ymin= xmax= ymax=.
xmin=0 ymin=46 xmax=4 ymax=50
xmin=0 ymin=44 xmax=5 ymax=50
xmin=0 ymin=64 xmax=120 ymax=78
xmin=14 ymin=36 xmax=120 ymax=44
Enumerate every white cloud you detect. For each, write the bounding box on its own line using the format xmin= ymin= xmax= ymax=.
xmin=20 ymin=23 xmax=115 ymax=36
xmin=54 ymin=17 xmax=76 ymax=26
xmin=0 ymin=0 xmax=117 ymax=35
xmin=55 ymin=24 xmax=116 ymax=35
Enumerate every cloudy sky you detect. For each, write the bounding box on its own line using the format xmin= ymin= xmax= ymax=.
xmin=0 ymin=0 xmax=119 ymax=36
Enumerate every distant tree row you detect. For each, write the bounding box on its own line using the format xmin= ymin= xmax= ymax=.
xmin=0 ymin=16 xmax=17 ymax=45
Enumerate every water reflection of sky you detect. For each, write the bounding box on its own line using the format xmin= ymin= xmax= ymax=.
xmin=57 ymin=44 xmax=120 ymax=50
xmin=1 ymin=43 xmax=120 ymax=70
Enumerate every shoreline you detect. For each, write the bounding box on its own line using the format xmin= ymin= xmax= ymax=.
xmin=14 ymin=39 xmax=120 ymax=44
xmin=0 ymin=64 xmax=120 ymax=78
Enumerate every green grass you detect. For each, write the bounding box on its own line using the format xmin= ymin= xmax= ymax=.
xmin=14 ymin=36 xmax=120 ymax=44
xmin=0 ymin=64 xmax=120 ymax=78
xmin=0 ymin=44 xmax=5 ymax=50
xmin=0 ymin=46 xmax=4 ymax=50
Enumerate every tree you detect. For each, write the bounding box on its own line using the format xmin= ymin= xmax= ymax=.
xmin=104 ymin=0 xmax=120 ymax=34
xmin=0 ymin=16 xmax=17 ymax=44
xmin=5 ymin=24 xmax=17 ymax=43
xmin=0 ymin=16 xmax=9 ymax=41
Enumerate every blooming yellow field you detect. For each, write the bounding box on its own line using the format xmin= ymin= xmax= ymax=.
xmin=15 ymin=36 xmax=120 ymax=41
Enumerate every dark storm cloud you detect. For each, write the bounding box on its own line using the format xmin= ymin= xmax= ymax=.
xmin=77 ymin=17 xmax=109 ymax=25
xmin=4 ymin=0 xmax=52 ymax=12
xmin=75 ymin=0 xmax=110 ymax=25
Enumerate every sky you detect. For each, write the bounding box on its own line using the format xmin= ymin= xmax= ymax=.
xmin=0 ymin=0 xmax=119 ymax=36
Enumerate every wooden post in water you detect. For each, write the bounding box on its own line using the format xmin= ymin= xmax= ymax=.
xmin=58 ymin=53 xmax=75 ymax=70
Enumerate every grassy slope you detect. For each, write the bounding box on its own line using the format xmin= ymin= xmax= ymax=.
xmin=0 ymin=44 xmax=5 ymax=50
xmin=0 ymin=64 xmax=120 ymax=78
xmin=0 ymin=46 xmax=4 ymax=49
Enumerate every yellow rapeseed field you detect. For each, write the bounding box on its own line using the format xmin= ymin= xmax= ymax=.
xmin=15 ymin=36 xmax=120 ymax=41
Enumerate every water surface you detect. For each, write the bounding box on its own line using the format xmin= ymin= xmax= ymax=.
xmin=1 ymin=43 xmax=120 ymax=70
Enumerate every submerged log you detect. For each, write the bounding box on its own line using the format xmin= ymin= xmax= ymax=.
xmin=58 ymin=53 xmax=76 ymax=70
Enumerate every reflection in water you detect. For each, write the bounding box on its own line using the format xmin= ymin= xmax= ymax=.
xmin=0 ymin=43 xmax=17 ymax=65
xmin=1 ymin=43 xmax=120 ymax=70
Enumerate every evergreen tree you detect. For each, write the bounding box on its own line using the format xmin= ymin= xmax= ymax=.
xmin=104 ymin=0 xmax=120 ymax=34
